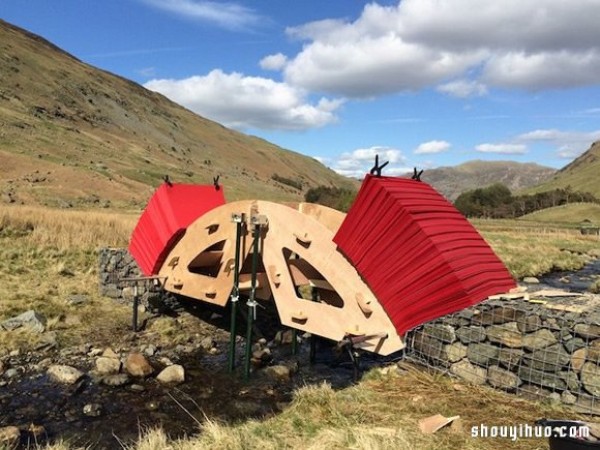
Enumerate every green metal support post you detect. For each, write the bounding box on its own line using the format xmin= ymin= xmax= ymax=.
xmin=228 ymin=213 xmax=244 ymax=373
xmin=244 ymin=220 xmax=262 ymax=381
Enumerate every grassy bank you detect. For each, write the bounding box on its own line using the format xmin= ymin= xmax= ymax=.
xmin=473 ymin=218 xmax=600 ymax=279
xmin=0 ymin=204 xmax=137 ymax=352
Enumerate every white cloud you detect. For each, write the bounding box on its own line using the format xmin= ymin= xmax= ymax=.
xmin=475 ymin=143 xmax=527 ymax=155
xmin=312 ymin=156 xmax=330 ymax=164
xmin=414 ymin=140 xmax=451 ymax=155
xmin=139 ymin=0 xmax=261 ymax=30
xmin=274 ymin=0 xmax=600 ymax=97
xmin=332 ymin=146 xmax=407 ymax=178
xmin=260 ymin=53 xmax=288 ymax=71
xmin=144 ymin=70 xmax=343 ymax=130
xmin=437 ymin=80 xmax=487 ymax=98
xmin=517 ymin=128 xmax=600 ymax=159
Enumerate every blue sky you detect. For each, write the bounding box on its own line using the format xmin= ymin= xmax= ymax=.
xmin=3 ymin=0 xmax=600 ymax=177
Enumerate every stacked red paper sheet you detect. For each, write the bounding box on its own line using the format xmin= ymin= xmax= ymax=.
xmin=129 ymin=183 xmax=225 ymax=275
xmin=333 ymin=175 xmax=516 ymax=335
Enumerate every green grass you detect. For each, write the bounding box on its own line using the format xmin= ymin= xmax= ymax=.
xmin=473 ymin=218 xmax=600 ymax=279
xmin=519 ymin=203 xmax=600 ymax=224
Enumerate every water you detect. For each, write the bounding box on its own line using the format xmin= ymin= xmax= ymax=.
xmin=0 ymin=338 xmax=389 ymax=449
xmin=537 ymin=257 xmax=600 ymax=292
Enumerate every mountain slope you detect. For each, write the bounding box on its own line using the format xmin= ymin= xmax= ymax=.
xmin=525 ymin=141 xmax=600 ymax=198
xmin=415 ymin=160 xmax=555 ymax=201
xmin=0 ymin=19 xmax=356 ymax=209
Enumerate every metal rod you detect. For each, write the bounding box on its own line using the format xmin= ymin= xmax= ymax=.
xmin=228 ymin=216 xmax=244 ymax=373
xmin=244 ymin=222 xmax=261 ymax=381
xmin=291 ymin=328 xmax=298 ymax=355
xmin=309 ymin=287 xmax=318 ymax=364
xmin=132 ymin=284 xmax=139 ymax=332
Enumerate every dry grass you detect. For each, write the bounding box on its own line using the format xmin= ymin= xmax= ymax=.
xmin=108 ymin=363 xmax=585 ymax=450
xmin=0 ymin=203 xmax=136 ymax=353
xmin=473 ymin=218 xmax=600 ymax=279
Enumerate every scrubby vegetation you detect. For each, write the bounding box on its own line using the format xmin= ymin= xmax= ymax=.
xmin=455 ymin=183 xmax=600 ymax=219
xmin=304 ymin=186 xmax=357 ymax=212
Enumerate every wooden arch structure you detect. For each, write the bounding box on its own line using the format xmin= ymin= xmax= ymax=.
xmin=129 ymin=175 xmax=516 ymax=358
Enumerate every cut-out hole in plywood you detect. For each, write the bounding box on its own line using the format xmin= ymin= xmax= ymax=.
xmin=187 ymin=240 xmax=225 ymax=277
xmin=282 ymin=248 xmax=344 ymax=308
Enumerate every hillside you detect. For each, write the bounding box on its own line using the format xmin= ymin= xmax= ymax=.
xmin=525 ymin=141 xmax=600 ymax=198
xmin=415 ymin=160 xmax=555 ymax=201
xmin=519 ymin=202 xmax=600 ymax=224
xmin=0 ymin=20 xmax=356 ymax=209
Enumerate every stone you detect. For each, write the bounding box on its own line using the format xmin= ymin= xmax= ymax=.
xmin=587 ymin=340 xmax=600 ymax=363
xmin=0 ymin=360 xmax=4 ymax=376
xmin=518 ymin=384 xmax=551 ymax=401
xmin=200 ymin=337 xmax=216 ymax=351
xmin=467 ymin=343 xmax=499 ymax=366
xmin=83 ymin=403 xmax=102 ymax=417
xmin=66 ymin=294 xmax=89 ymax=305
xmin=456 ymin=326 xmax=486 ymax=344
xmin=125 ymin=353 xmax=153 ymax=377
xmin=516 ymin=315 xmax=542 ymax=333
xmin=102 ymin=348 xmax=119 ymax=359
xmin=559 ymin=371 xmax=580 ymax=392
xmin=144 ymin=344 xmax=157 ymax=357
xmin=522 ymin=328 xmax=557 ymax=351
xmin=564 ymin=337 xmax=586 ymax=353
xmin=487 ymin=365 xmax=521 ymax=389
xmin=0 ymin=426 xmax=20 ymax=448
xmin=1 ymin=310 xmax=46 ymax=333
xmin=278 ymin=330 xmax=295 ymax=345
xmin=422 ymin=323 xmax=456 ymax=343
xmin=130 ymin=384 xmax=145 ymax=392
xmin=523 ymin=277 xmax=540 ymax=284
xmin=477 ymin=307 xmax=524 ymax=326
xmin=102 ymin=374 xmax=130 ymax=387
xmin=412 ymin=331 xmax=444 ymax=360
xmin=252 ymin=348 xmax=272 ymax=362
xmin=4 ymin=368 xmax=19 ymax=379
xmin=523 ymin=343 xmax=570 ymax=371
xmin=486 ymin=322 xmax=523 ymax=348
xmin=574 ymin=323 xmax=600 ymax=340
xmin=95 ymin=357 xmax=121 ymax=375
xmin=47 ymin=365 xmax=84 ymax=384
xmin=518 ymin=366 xmax=566 ymax=390
xmin=571 ymin=348 xmax=588 ymax=373
xmin=574 ymin=394 xmax=600 ymax=415
xmin=450 ymin=360 xmax=486 ymax=385
xmin=156 ymin=364 xmax=185 ymax=384
xmin=497 ymin=348 xmax=524 ymax=370
xmin=443 ymin=342 xmax=467 ymax=363
xmin=581 ymin=363 xmax=600 ymax=396
xmin=561 ymin=391 xmax=577 ymax=405
xmin=262 ymin=365 xmax=291 ymax=382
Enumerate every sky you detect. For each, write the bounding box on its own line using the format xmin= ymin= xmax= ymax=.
xmin=3 ymin=0 xmax=600 ymax=177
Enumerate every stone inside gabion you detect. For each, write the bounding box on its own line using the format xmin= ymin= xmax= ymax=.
xmin=405 ymin=292 xmax=600 ymax=415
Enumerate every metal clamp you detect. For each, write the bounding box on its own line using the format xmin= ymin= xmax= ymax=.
xmin=369 ymin=154 xmax=389 ymax=177
xmin=411 ymin=167 xmax=423 ymax=181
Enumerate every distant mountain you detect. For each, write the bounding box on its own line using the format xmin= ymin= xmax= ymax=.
xmin=0 ymin=20 xmax=356 ymax=209
xmin=414 ymin=160 xmax=555 ymax=201
xmin=525 ymin=141 xmax=600 ymax=198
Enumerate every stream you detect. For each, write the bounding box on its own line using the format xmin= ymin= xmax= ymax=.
xmin=0 ymin=334 xmax=394 ymax=449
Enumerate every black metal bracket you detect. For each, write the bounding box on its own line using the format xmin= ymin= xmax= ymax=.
xmin=411 ymin=167 xmax=423 ymax=181
xmin=213 ymin=175 xmax=220 ymax=190
xmin=369 ymin=155 xmax=389 ymax=177
xmin=163 ymin=174 xmax=173 ymax=187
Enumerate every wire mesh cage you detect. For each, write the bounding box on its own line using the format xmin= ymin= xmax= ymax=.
xmin=404 ymin=291 xmax=600 ymax=415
